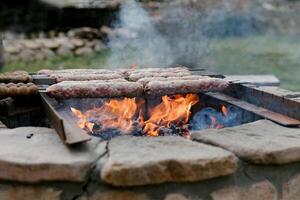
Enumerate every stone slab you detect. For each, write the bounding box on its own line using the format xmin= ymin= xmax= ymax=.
xmin=100 ymin=136 xmax=238 ymax=186
xmin=225 ymin=75 xmax=280 ymax=86
xmin=1 ymin=186 xmax=62 ymax=200
xmin=0 ymin=127 xmax=106 ymax=183
xmin=192 ymin=120 xmax=300 ymax=165
xmin=80 ymin=191 xmax=149 ymax=200
xmin=211 ymin=181 xmax=276 ymax=200
xmin=281 ymin=174 xmax=300 ymax=200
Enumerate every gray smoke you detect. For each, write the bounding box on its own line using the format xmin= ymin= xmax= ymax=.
xmin=107 ymin=0 xmax=266 ymax=68
xmin=106 ymin=0 xmax=174 ymax=68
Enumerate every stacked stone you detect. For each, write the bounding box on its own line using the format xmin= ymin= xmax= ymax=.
xmin=2 ymin=27 xmax=108 ymax=63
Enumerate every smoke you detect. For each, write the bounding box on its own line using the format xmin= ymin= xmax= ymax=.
xmin=106 ymin=0 xmax=267 ymax=68
xmin=106 ymin=0 xmax=174 ymax=68
xmin=190 ymin=105 xmax=240 ymax=131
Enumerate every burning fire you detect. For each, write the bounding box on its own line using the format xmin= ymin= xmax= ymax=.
xmin=71 ymin=94 xmax=232 ymax=139
xmin=143 ymin=94 xmax=199 ymax=136
xmin=71 ymin=98 xmax=139 ymax=134
xmin=71 ymin=94 xmax=198 ymax=137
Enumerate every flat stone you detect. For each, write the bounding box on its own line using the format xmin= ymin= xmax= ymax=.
xmin=0 ymin=127 xmax=106 ymax=183
xmin=80 ymin=191 xmax=149 ymax=200
xmin=1 ymin=186 xmax=62 ymax=200
xmin=55 ymin=38 xmax=75 ymax=50
xmin=100 ymin=136 xmax=238 ymax=186
xmin=40 ymin=39 xmax=60 ymax=49
xmin=3 ymin=44 xmax=21 ymax=54
xmin=225 ymin=75 xmax=280 ymax=86
xmin=211 ymin=181 xmax=276 ymax=200
xmin=75 ymin=47 xmax=94 ymax=56
xmin=292 ymin=97 xmax=300 ymax=102
xmin=70 ymin=38 xmax=85 ymax=47
xmin=192 ymin=120 xmax=300 ymax=164
xmin=282 ymin=174 xmax=300 ymax=200
xmin=18 ymin=49 xmax=36 ymax=61
xmin=57 ymin=46 xmax=73 ymax=56
xmin=256 ymin=86 xmax=300 ymax=98
xmin=21 ymin=40 xmax=41 ymax=49
xmin=164 ymin=194 xmax=191 ymax=200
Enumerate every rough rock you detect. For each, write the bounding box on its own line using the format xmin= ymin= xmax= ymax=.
xmin=67 ymin=27 xmax=101 ymax=39
xmin=164 ymin=194 xmax=191 ymax=200
xmin=75 ymin=47 xmax=94 ymax=56
xmin=281 ymin=174 xmax=300 ymax=200
xmin=70 ymin=38 xmax=85 ymax=47
xmin=100 ymin=26 xmax=114 ymax=37
xmin=3 ymin=45 xmax=20 ymax=54
xmin=94 ymin=41 xmax=106 ymax=51
xmin=0 ymin=127 xmax=106 ymax=183
xmin=192 ymin=120 xmax=300 ymax=165
xmin=100 ymin=136 xmax=238 ymax=186
xmin=57 ymin=46 xmax=73 ymax=56
xmin=18 ymin=49 xmax=36 ymax=61
xmin=2 ymin=186 xmax=62 ymax=200
xmin=41 ymin=48 xmax=56 ymax=57
xmin=41 ymin=0 xmax=123 ymax=9
xmin=40 ymin=39 xmax=60 ymax=49
xmin=21 ymin=40 xmax=40 ymax=49
xmin=211 ymin=181 xmax=276 ymax=200
xmin=79 ymin=191 xmax=149 ymax=200
xmin=55 ymin=37 xmax=75 ymax=50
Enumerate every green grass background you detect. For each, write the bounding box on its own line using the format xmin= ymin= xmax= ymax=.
xmin=2 ymin=35 xmax=300 ymax=91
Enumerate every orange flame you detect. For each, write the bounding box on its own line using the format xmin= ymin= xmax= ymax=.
xmin=71 ymin=107 xmax=94 ymax=132
xmin=71 ymin=94 xmax=199 ymax=137
xmin=143 ymin=94 xmax=199 ymax=136
xmin=71 ymin=97 xmax=139 ymax=134
xmin=221 ymin=105 xmax=228 ymax=117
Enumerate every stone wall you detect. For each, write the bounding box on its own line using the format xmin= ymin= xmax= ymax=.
xmin=2 ymin=27 xmax=110 ymax=63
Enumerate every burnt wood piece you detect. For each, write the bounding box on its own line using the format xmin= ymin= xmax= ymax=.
xmin=40 ymin=93 xmax=91 ymax=145
xmin=225 ymin=84 xmax=300 ymax=121
xmin=206 ymin=92 xmax=300 ymax=127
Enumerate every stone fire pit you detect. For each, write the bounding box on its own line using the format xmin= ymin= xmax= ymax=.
xmin=0 ymin=85 xmax=300 ymax=200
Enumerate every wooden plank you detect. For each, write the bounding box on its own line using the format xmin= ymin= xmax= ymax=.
xmin=40 ymin=93 xmax=91 ymax=145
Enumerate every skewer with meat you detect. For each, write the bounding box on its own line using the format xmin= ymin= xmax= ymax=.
xmin=0 ymin=71 xmax=32 ymax=83
xmin=46 ymin=80 xmax=144 ymax=99
xmin=0 ymin=82 xmax=38 ymax=97
xmin=37 ymin=69 xmax=117 ymax=75
xmin=128 ymin=71 xmax=193 ymax=82
xmin=137 ymin=75 xmax=210 ymax=86
xmin=117 ymin=66 xmax=190 ymax=78
xmin=145 ymin=78 xmax=229 ymax=96
xmin=49 ymin=73 xmax=124 ymax=82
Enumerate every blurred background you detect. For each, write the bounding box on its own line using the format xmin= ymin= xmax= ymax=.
xmin=0 ymin=0 xmax=300 ymax=90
